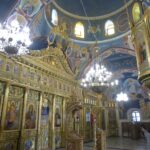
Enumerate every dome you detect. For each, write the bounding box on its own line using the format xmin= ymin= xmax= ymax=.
xmin=54 ymin=0 xmax=132 ymax=18
xmin=0 ymin=0 xmax=145 ymax=85
xmin=43 ymin=0 xmax=135 ymax=42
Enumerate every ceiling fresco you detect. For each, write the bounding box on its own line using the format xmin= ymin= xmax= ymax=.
xmin=0 ymin=0 xmax=137 ymax=79
xmin=0 ymin=0 xmax=149 ymax=104
xmin=0 ymin=0 xmax=18 ymax=22
xmin=54 ymin=0 xmax=131 ymax=17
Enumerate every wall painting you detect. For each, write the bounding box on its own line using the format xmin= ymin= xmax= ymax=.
xmin=24 ymin=138 xmax=35 ymax=150
xmin=55 ymin=97 xmax=62 ymax=128
xmin=5 ymin=86 xmax=24 ymax=130
xmin=25 ymin=103 xmax=36 ymax=129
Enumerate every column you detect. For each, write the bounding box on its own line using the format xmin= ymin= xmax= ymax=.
xmin=36 ymin=92 xmax=43 ymax=150
xmin=18 ymin=87 xmax=29 ymax=149
xmin=62 ymin=97 xmax=66 ymax=147
xmin=1 ymin=82 xmax=10 ymax=130
xmin=51 ymin=95 xmax=56 ymax=150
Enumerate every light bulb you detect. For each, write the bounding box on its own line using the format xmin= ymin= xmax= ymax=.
xmin=11 ymin=20 xmax=19 ymax=28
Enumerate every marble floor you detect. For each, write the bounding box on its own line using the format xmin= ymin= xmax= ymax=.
xmin=58 ymin=137 xmax=150 ymax=150
xmin=85 ymin=137 xmax=149 ymax=150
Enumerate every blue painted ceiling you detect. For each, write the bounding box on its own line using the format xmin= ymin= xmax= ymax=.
xmin=0 ymin=0 xmax=149 ymax=104
xmin=55 ymin=0 xmax=131 ymax=17
xmin=0 ymin=0 xmax=18 ymax=22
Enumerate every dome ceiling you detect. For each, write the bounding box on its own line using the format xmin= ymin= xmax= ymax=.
xmin=0 ymin=0 xmax=141 ymax=93
xmin=54 ymin=0 xmax=132 ymax=18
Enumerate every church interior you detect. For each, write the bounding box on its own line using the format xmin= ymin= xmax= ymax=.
xmin=0 ymin=0 xmax=150 ymax=150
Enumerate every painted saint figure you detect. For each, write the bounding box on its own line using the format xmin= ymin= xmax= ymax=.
xmin=55 ymin=108 xmax=61 ymax=127
xmin=25 ymin=104 xmax=36 ymax=129
xmin=25 ymin=140 xmax=33 ymax=150
xmin=5 ymin=102 xmax=17 ymax=129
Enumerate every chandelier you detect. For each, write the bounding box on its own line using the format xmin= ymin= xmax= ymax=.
xmin=116 ymin=92 xmax=128 ymax=102
xmin=0 ymin=19 xmax=31 ymax=55
xmin=80 ymin=63 xmax=118 ymax=88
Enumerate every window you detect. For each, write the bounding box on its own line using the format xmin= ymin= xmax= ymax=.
xmin=132 ymin=111 xmax=140 ymax=122
xmin=51 ymin=9 xmax=58 ymax=25
xmin=132 ymin=3 xmax=141 ymax=23
xmin=105 ymin=20 xmax=115 ymax=36
xmin=74 ymin=22 xmax=84 ymax=38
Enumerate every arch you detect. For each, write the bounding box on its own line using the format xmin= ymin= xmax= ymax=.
xmin=105 ymin=20 xmax=115 ymax=36
xmin=74 ymin=22 xmax=84 ymax=38
xmin=132 ymin=111 xmax=141 ymax=122
xmin=51 ymin=9 xmax=58 ymax=25
xmin=127 ymin=108 xmax=141 ymax=122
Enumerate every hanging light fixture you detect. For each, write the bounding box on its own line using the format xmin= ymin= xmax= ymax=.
xmin=80 ymin=61 xmax=118 ymax=88
xmin=116 ymin=92 xmax=128 ymax=102
xmin=80 ymin=49 xmax=118 ymax=88
xmin=78 ymin=0 xmax=118 ymax=89
xmin=0 ymin=19 xmax=31 ymax=55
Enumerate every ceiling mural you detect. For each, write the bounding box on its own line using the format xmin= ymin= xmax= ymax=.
xmin=0 ymin=0 xmax=137 ymax=80
xmin=0 ymin=0 xmax=18 ymax=22
xmin=0 ymin=0 xmax=149 ymax=107
xmin=18 ymin=0 xmax=42 ymax=17
xmin=54 ymin=0 xmax=132 ymax=17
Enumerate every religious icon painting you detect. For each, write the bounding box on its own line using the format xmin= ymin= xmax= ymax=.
xmin=14 ymin=65 xmax=19 ymax=75
xmin=48 ymin=32 xmax=56 ymax=44
xmin=25 ymin=103 xmax=37 ymax=129
xmin=40 ymin=128 xmax=49 ymax=149
xmin=24 ymin=139 xmax=35 ymax=150
xmin=5 ymin=142 xmax=16 ymax=150
xmin=55 ymin=106 xmax=61 ymax=128
xmin=0 ymin=58 xmax=4 ymax=69
xmin=41 ymin=99 xmax=50 ymax=127
xmin=19 ymin=0 xmax=42 ymax=17
xmin=86 ymin=112 xmax=91 ymax=122
xmin=5 ymin=100 xmax=21 ymax=130
xmin=6 ymin=63 xmax=11 ymax=72
xmin=55 ymin=97 xmax=62 ymax=128
xmin=55 ymin=133 xmax=61 ymax=148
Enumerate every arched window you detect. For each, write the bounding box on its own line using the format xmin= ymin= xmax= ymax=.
xmin=132 ymin=111 xmax=140 ymax=122
xmin=105 ymin=20 xmax=115 ymax=36
xmin=51 ymin=9 xmax=58 ymax=25
xmin=74 ymin=22 xmax=84 ymax=38
xmin=132 ymin=3 xmax=141 ymax=23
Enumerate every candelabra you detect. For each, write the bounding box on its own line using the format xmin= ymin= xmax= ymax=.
xmin=0 ymin=19 xmax=31 ymax=55
xmin=80 ymin=63 xmax=118 ymax=89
